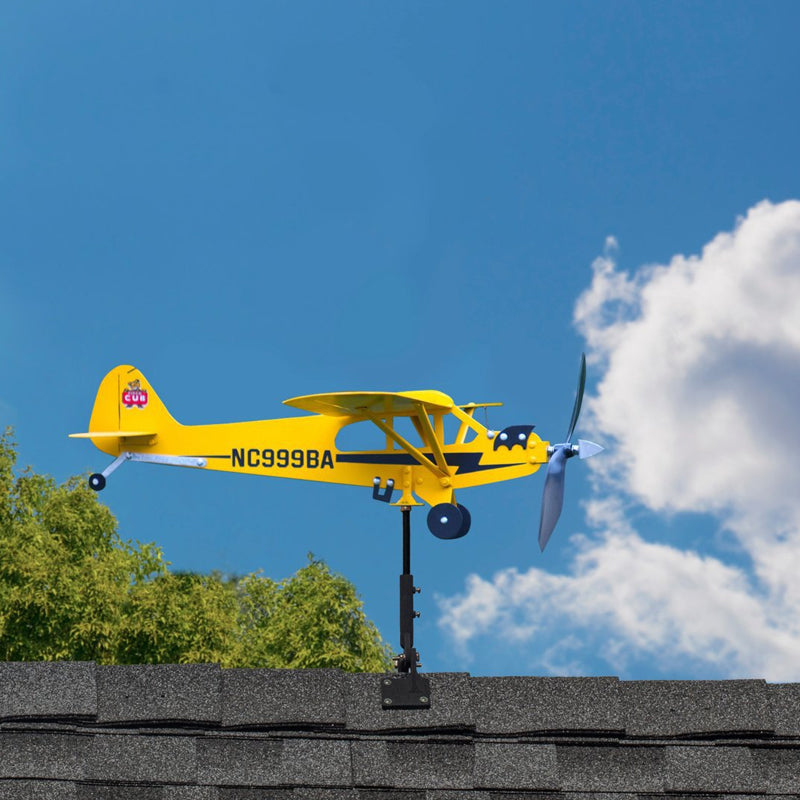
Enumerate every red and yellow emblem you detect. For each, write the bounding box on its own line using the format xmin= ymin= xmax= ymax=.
xmin=122 ymin=379 xmax=149 ymax=409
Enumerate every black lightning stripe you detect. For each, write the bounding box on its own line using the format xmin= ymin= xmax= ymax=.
xmin=335 ymin=452 xmax=522 ymax=474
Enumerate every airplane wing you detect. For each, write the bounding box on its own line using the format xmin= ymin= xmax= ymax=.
xmin=283 ymin=391 xmax=454 ymax=418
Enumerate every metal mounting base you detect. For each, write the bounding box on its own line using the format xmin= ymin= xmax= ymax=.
xmin=381 ymin=673 xmax=431 ymax=709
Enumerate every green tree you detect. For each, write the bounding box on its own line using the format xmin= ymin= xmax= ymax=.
xmin=0 ymin=429 xmax=391 ymax=670
xmin=232 ymin=557 xmax=392 ymax=671
xmin=118 ymin=570 xmax=241 ymax=665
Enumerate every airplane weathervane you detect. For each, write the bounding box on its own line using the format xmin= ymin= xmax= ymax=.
xmin=71 ymin=356 xmax=602 ymax=707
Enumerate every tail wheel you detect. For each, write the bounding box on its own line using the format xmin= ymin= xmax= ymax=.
xmin=89 ymin=473 xmax=106 ymax=491
xmin=428 ymin=502 xmax=471 ymax=539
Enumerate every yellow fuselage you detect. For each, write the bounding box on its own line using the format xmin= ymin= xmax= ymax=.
xmin=73 ymin=365 xmax=549 ymax=507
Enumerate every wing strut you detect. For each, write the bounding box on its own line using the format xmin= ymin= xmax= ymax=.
xmin=412 ymin=404 xmax=451 ymax=476
xmin=367 ymin=415 xmax=447 ymax=480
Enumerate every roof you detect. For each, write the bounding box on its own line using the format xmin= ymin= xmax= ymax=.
xmin=1 ymin=662 xmax=799 ymax=797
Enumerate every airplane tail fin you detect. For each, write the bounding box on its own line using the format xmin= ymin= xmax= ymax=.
xmin=70 ymin=365 xmax=179 ymax=455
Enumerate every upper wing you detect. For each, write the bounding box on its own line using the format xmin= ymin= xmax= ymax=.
xmin=283 ymin=390 xmax=454 ymax=418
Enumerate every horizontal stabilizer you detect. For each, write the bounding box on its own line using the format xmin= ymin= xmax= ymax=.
xmin=69 ymin=431 xmax=157 ymax=439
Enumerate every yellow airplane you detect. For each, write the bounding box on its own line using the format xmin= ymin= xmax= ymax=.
xmin=70 ymin=359 xmax=602 ymax=549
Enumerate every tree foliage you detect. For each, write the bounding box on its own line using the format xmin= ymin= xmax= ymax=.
xmin=0 ymin=429 xmax=391 ymax=670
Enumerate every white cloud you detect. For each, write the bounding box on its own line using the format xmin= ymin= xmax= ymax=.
xmin=576 ymin=199 xmax=800 ymax=518
xmin=438 ymin=200 xmax=800 ymax=680
xmin=438 ymin=524 xmax=800 ymax=679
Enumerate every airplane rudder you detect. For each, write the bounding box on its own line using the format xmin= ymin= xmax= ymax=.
xmin=88 ymin=365 xmax=177 ymax=433
xmin=88 ymin=365 xmax=129 ymax=433
xmin=117 ymin=366 xmax=178 ymax=430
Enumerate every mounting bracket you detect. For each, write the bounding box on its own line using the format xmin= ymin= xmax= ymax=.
xmin=372 ymin=476 xmax=395 ymax=503
xmin=381 ymin=672 xmax=430 ymax=709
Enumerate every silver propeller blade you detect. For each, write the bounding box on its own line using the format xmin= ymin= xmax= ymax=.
xmin=538 ymin=446 xmax=567 ymax=552
xmin=538 ymin=354 xmax=598 ymax=552
xmin=565 ymin=353 xmax=586 ymax=443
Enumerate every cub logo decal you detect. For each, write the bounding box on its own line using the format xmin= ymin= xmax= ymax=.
xmin=122 ymin=379 xmax=149 ymax=409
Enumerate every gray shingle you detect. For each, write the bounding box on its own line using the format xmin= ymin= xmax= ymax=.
xmin=645 ymin=796 xmax=790 ymax=800
xmin=198 ymin=735 xmax=352 ymax=787
xmin=221 ymin=669 xmax=345 ymax=728
xmin=469 ymin=677 xmax=621 ymax=734
xmin=346 ymin=674 xmax=472 ymax=732
xmin=621 ymin=680 xmax=773 ymax=737
xmin=75 ymin=786 xmax=164 ymax=800
xmin=751 ymin=745 xmax=800 ymax=794
xmin=563 ymin=795 xmax=627 ymax=799
xmin=0 ymin=779 xmax=76 ymax=799
xmin=387 ymin=741 xmax=473 ymax=789
xmin=96 ymin=664 xmax=221 ymax=725
xmin=356 ymin=791 xmax=425 ymax=799
xmin=280 ymin=738 xmax=352 ymax=785
xmin=216 ymin=791 xmax=292 ymax=799
xmin=85 ymin=733 xmax=196 ymax=784
xmin=164 ymin=788 xmax=218 ymax=800
xmin=196 ymin=737 xmax=283 ymax=786
xmin=473 ymin=742 xmax=557 ymax=790
xmin=426 ymin=792 xmax=491 ymax=800
xmin=556 ymin=744 xmax=666 ymax=792
xmin=767 ymin=683 xmax=800 ymax=737
xmin=0 ymin=731 xmax=87 ymax=780
xmin=0 ymin=662 xmax=96 ymax=720
xmin=487 ymin=794 xmax=564 ymax=800
xmin=352 ymin=740 xmax=473 ymax=790
xmin=665 ymin=744 xmax=763 ymax=793
xmin=352 ymin=740 xmax=474 ymax=789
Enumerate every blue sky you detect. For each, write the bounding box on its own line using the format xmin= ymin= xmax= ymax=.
xmin=3 ymin=1 xmax=800 ymax=678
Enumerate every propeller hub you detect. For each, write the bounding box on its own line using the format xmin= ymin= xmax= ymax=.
xmin=547 ymin=443 xmax=579 ymax=458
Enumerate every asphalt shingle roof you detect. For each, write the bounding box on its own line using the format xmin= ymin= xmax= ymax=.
xmin=0 ymin=662 xmax=798 ymax=798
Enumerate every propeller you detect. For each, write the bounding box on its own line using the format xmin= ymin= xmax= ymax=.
xmin=538 ymin=353 xmax=603 ymax=552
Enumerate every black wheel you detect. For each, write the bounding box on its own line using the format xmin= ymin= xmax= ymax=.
xmin=427 ymin=503 xmax=464 ymax=539
xmin=89 ymin=473 xmax=106 ymax=492
xmin=456 ymin=504 xmax=471 ymax=537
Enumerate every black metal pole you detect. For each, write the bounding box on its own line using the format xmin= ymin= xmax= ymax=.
xmin=381 ymin=504 xmax=431 ymax=709
xmin=402 ymin=505 xmax=411 ymax=574
xmin=397 ymin=506 xmax=418 ymax=677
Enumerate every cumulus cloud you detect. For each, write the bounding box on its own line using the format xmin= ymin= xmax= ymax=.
xmin=438 ymin=200 xmax=800 ymax=680
xmin=439 ymin=499 xmax=800 ymax=679
xmin=576 ymin=199 xmax=800 ymax=519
